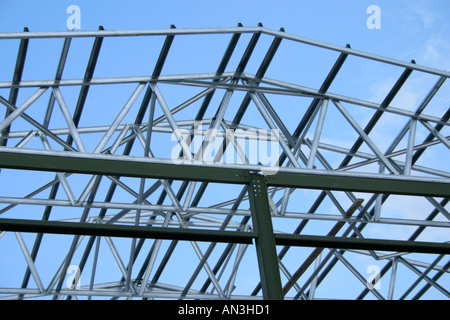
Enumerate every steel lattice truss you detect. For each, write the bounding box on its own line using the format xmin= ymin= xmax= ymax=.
xmin=0 ymin=25 xmax=449 ymax=300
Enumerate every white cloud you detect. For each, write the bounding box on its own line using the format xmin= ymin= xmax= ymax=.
xmin=396 ymin=1 xmax=438 ymax=32
xmin=374 ymin=195 xmax=450 ymax=242
xmin=417 ymin=7 xmax=435 ymax=29
xmin=420 ymin=35 xmax=450 ymax=70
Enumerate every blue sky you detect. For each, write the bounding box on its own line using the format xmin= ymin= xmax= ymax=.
xmin=0 ymin=0 xmax=449 ymax=299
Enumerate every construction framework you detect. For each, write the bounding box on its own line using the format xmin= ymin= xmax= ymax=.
xmin=0 ymin=25 xmax=449 ymax=300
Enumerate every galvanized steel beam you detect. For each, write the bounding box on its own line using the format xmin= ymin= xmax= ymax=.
xmin=1 ymin=26 xmax=449 ymax=77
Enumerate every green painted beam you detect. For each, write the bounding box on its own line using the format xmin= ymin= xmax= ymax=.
xmin=248 ymin=173 xmax=283 ymax=300
xmin=266 ymin=172 xmax=450 ymax=198
xmin=0 ymin=148 xmax=250 ymax=185
xmin=0 ymin=147 xmax=449 ymax=197
xmin=275 ymin=234 xmax=450 ymax=255
xmin=1 ymin=217 xmax=449 ymax=254
xmin=0 ymin=218 xmax=256 ymax=244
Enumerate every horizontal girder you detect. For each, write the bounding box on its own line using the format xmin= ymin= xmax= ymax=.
xmin=1 ymin=218 xmax=449 ymax=254
xmin=0 ymin=147 xmax=449 ymax=197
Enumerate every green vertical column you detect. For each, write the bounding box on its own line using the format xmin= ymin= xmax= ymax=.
xmin=248 ymin=173 xmax=283 ymax=300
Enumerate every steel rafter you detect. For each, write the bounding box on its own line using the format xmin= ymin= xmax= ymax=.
xmin=0 ymin=25 xmax=449 ymax=300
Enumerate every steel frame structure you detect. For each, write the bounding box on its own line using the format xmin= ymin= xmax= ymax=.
xmin=0 ymin=25 xmax=449 ymax=300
